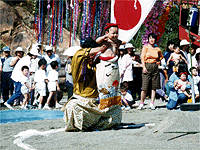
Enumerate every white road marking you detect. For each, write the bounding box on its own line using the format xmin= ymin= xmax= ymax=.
xmin=14 ymin=128 xmax=65 ymax=150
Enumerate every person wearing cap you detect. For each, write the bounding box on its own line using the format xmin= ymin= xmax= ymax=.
xmin=94 ymin=23 xmax=125 ymax=110
xmin=166 ymin=62 xmax=192 ymax=110
xmin=4 ymin=47 xmax=40 ymax=109
xmin=121 ymin=43 xmax=140 ymax=101
xmin=10 ymin=47 xmax=24 ymax=67
xmin=180 ymin=39 xmax=190 ymax=63
xmin=1 ymin=46 xmax=14 ymax=103
xmin=29 ymin=44 xmax=43 ymax=105
xmin=138 ymin=33 xmax=164 ymax=110
xmin=96 ymin=23 xmax=126 ymax=56
xmin=43 ymin=46 xmax=61 ymax=75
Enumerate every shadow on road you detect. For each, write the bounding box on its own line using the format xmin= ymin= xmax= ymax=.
xmin=117 ymin=122 xmax=149 ymax=130
xmin=164 ymin=131 xmax=200 ymax=141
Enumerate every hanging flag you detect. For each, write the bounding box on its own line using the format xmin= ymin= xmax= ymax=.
xmin=111 ymin=0 xmax=156 ymax=42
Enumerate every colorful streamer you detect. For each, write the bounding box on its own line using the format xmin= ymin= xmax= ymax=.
xmin=34 ymin=0 xmax=111 ymax=47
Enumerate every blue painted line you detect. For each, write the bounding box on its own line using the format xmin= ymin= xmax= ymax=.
xmin=0 ymin=110 xmax=64 ymax=124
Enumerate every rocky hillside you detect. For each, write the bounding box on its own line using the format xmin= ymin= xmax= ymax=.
xmin=0 ymin=1 xmax=79 ymax=55
xmin=0 ymin=1 xmax=80 ymax=91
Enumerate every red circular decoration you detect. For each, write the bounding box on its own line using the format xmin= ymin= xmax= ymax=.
xmin=114 ymin=0 xmax=142 ymax=30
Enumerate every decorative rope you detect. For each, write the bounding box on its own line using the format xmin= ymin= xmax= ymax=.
xmin=34 ymin=0 xmax=111 ymax=47
xmin=81 ymin=0 xmax=87 ymax=41
xmin=50 ymin=0 xmax=55 ymax=45
xmin=60 ymin=0 xmax=64 ymax=43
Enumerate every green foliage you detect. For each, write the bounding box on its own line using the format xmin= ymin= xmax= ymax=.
xmin=0 ymin=43 xmax=6 ymax=52
xmin=159 ymin=5 xmax=180 ymax=52
xmin=130 ymin=24 xmax=146 ymax=52
xmin=129 ymin=5 xmax=180 ymax=53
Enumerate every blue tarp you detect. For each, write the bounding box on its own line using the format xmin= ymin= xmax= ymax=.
xmin=0 ymin=110 xmax=64 ymax=124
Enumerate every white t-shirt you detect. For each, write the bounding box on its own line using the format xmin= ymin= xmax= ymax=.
xmin=20 ymin=74 xmax=31 ymax=94
xmin=121 ymin=92 xmax=133 ymax=102
xmin=30 ymin=57 xmax=40 ymax=73
xmin=43 ymin=53 xmax=61 ymax=75
xmin=121 ymin=54 xmax=138 ymax=82
xmin=11 ymin=56 xmax=31 ymax=82
xmin=47 ymin=70 xmax=58 ymax=82
xmin=20 ymin=74 xmax=30 ymax=85
xmin=118 ymin=56 xmax=123 ymax=75
xmin=187 ymin=53 xmax=198 ymax=71
xmin=34 ymin=69 xmax=47 ymax=83
xmin=192 ymin=75 xmax=200 ymax=94
xmin=10 ymin=57 xmax=19 ymax=67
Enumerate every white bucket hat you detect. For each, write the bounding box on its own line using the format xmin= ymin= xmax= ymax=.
xmin=63 ymin=46 xmax=81 ymax=56
xmin=30 ymin=47 xmax=39 ymax=56
xmin=125 ymin=43 xmax=135 ymax=51
xmin=119 ymin=45 xmax=125 ymax=50
xmin=32 ymin=43 xmax=41 ymax=50
xmin=180 ymin=39 xmax=190 ymax=46
xmin=15 ymin=47 xmax=23 ymax=52
xmin=45 ymin=46 xmax=53 ymax=51
xmin=196 ymin=48 xmax=200 ymax=54
xmin=125 ymin=43 xmax=134 ymax=49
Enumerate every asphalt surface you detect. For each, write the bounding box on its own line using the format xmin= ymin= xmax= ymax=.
xmin=0 ymin=97 xmax=199 ymax=150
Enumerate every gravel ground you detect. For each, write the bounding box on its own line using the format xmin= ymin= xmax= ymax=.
xmin=0 ymin=97 xmax=199 ymax=150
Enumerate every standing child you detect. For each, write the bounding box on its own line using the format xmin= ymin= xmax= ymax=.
xmin=190 ymin=67 xmax=200 ymax=100
xmin=120 ymin=85 xmax=134 ymax=111
xmin=43 ymin=61 xmax=62 ymax=109
xmin=20 ymin=66 xmax=31 ymax=109
xmin=174 ymin=72 xmax=191 ymax=98
xmin=32 ymin=59 xmax=48 ymax=109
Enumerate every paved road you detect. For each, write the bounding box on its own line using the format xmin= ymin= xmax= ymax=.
xmin=1 ymin=98 xmax=199 ymax=150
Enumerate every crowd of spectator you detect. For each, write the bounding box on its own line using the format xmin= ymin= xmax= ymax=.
xmin=1 ymin=44 xmax=62 ymax=110
xmin=1 ymin=36 xmax=199 ymax=111
xmin=118 ymin=37 xmax=199 ymax=110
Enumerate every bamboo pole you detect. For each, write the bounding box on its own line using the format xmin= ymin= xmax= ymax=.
xmin=186 ymin=0 xmax=195 ymax=103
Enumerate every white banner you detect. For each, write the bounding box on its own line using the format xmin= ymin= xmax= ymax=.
xmin=111 ymin=0 xmax=156 ymax=42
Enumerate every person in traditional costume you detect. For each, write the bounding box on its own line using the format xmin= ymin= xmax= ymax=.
xmin=95 ymin=23 xmax=126 ymax=110
xmin=62 ymin=30 xmax=123 ymax=131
